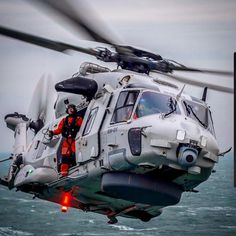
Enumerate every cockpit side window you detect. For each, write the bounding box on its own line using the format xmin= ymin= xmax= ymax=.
xmin=134 ymin=91 xmax=181 ymax=119
xmin=111 ymin=90 xmax=139 ymax=124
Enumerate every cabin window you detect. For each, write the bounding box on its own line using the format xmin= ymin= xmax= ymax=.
xmin=111 ymin=90 xmax=139 ymax=124
xmin=128 ymin=128 xmax=142 ymax=156
xmin=83 ymin=107 xmax=98 ymax=135
xmin=134 ymin=91 xmax=180 ymax=119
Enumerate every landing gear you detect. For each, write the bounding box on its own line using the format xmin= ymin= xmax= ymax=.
xmin=107 ymin=216 xmax=118 ymax=224
xmin=7 ymin=154 xmax=23 ymax=189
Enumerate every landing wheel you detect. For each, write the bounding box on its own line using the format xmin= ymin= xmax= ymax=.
xmin=140 ymin=216 xmax=151 ymax=222
xmin=107 ymin=216 xmax=118 ymax=224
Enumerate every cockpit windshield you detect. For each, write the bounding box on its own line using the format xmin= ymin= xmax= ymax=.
xmin=182 ymin=99 xmax=215 ymax=135
xmin=182 ymin=100 xmax=207 ymax=127
xmin=134 ymin=91 xmax=181 ymax=119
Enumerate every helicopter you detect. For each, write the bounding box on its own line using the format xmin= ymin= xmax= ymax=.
xmin=0 ymin=1 xmax=233 ymax=224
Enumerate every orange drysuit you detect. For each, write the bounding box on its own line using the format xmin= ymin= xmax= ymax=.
xmin=53 ymin=115 xmax=83 ymax=176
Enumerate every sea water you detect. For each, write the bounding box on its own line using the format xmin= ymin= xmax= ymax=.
xmin=0 ymin=153 xmax=235 ymax=236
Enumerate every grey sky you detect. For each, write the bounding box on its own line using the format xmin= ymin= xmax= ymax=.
xmin=0 ymin=0 xmax=235 ymax=153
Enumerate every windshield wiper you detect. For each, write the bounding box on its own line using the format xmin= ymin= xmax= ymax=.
xmin=164 ymin=98 xmax=177 ymax=118
xmin=183 ymin=101 xmax=207 ymax=128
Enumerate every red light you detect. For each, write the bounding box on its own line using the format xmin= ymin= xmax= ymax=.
xmin=60 ymin=192 xmax=71 ymax=213
xmin=62 ymin=192 xmax=70 ymax=206
xmin=61 ymin=206 xmax=68 ymax=213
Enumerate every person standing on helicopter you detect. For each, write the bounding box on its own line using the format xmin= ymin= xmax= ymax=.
xmin=49 ymin=104 xmax=83 ymax=177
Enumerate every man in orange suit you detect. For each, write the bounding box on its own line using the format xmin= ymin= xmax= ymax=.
xmin=49 ymin=104 xmax=83 ymax=177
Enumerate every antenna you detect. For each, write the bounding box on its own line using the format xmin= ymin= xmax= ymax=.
xmin=176 ymin=84 xmax=186 ymax=100
xmin=202 ymin=87 xmax=208 ymax=101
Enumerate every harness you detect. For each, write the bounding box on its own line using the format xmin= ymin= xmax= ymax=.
xmin=62 ymin=115 xmax=80 ymax=138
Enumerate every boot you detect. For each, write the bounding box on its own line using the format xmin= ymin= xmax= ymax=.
xmin=60 ymin=163 xmax=69 ymax=177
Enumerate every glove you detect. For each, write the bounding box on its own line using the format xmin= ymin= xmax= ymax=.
xmin=48 ymin=130 xmax=54 ymax=138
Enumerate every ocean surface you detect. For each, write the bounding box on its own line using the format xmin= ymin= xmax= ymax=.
xmin=0 ymin=153 xmax=235 ymax=236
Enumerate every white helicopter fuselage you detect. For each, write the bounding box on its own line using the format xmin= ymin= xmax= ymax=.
xmin=4 ymin=67 xmax=220 ymax=222
xmin=0 ymin=1 xmax=232 ymax=223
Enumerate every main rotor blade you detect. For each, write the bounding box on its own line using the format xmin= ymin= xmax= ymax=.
xmin=0 ymin=25 xmax=98 ymax=56
xmin=156 ymin=72 xmax=233 ymax=94
xmin=170 ymin=65 xmax=233 ymax=76
xmin=35 ymin=0 xmax=115 ymax=45
xmin=38 ymin=0 xmax=162 ymax=57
